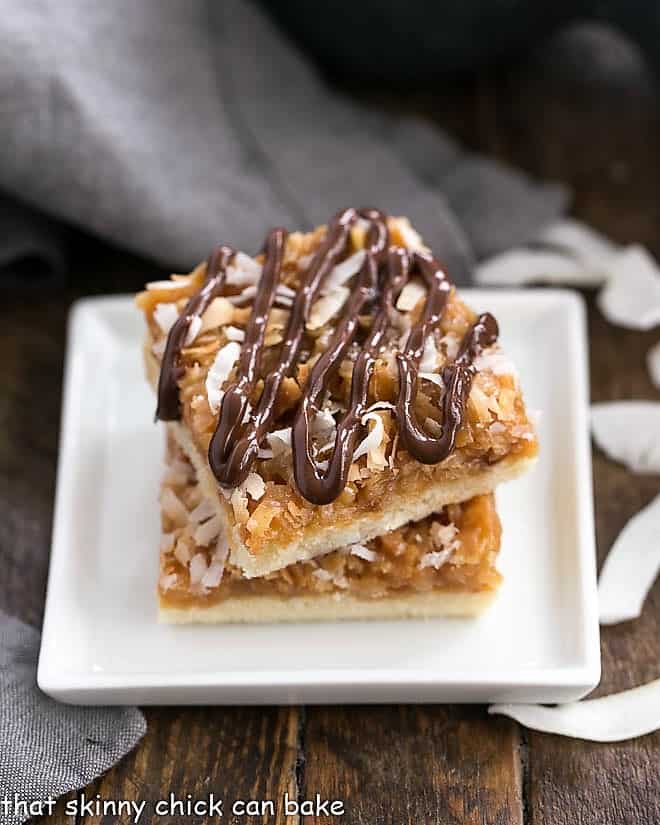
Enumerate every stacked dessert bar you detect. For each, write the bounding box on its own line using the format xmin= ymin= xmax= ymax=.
xmin=136 ymin=208 xmax=537 ymax=623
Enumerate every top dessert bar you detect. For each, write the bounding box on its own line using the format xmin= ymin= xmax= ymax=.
xmin=137 ymin=207 xmax=538 ymax=577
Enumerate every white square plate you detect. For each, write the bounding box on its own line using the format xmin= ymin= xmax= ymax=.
xmin=38 ymin=290 xmax=600 ymax=705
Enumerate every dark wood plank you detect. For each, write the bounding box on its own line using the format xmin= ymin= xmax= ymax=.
xmin=303 ymin=706 xmax=523 ymax=825
xmin=470 ymin=30 xmax=660 ymax=825
xmin=83 ymin=706 xmax=300 ymax=824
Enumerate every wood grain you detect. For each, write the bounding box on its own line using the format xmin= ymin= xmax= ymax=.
xmin=303 ymin=706 xmax=523 ymax=825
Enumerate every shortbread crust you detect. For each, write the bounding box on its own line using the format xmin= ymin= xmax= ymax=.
xmin=158 ymin=441 xmax=503 ymax=623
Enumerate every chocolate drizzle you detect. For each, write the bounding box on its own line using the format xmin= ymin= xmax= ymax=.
xmin=157 ymin=244 xmax=234 ymax=421
xmin=155 ymin=207 xmax=499 ymax=505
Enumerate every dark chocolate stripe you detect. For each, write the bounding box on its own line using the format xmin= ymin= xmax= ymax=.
xmin=156 ymin=244 xmax=234 ymax=421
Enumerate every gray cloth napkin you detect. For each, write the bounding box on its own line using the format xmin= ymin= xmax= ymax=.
xmin=0 ymin=0 xmax=566 ymax=286
xmin=0 ymin=613 xmax=145 ymax=825
xmin=0 ymin=1 xmax=567 ymax=820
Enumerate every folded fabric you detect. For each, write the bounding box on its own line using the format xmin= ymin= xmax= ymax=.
xmin=0 ymin=0 xmax=566 ymax=285
xmin=0 ymin=612 xmax=146 ymax=825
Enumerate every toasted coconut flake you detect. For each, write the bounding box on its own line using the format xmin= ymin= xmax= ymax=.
xmin=161 ymin=487 xmax=189 ymax=528
xmin=597 ymin=246 xmax=660 ymax=330
xmin=230 ymin=487 xmax=250 ymax=523
xmin=647 ymin=342 xmax=660 ymax=389
xmin=489 ymin=680 xmax=660 ymax=742
xmin=224 ymin=325 xmax=245 ymax=342
xmin=349 ymin=543 xmax=379 ymax=562
xmin=598 ymin=492 xmax=660 ymax=625
xmin=159 ymin=572 xmax=178 ymax=591
xmin=396 ymin=279 xmax=426 ymax=312
xmin=205 ymin=341 xmax=241 ymax=414
xmin=419 ymin=548 xmax=455 ymax=570
xmin=160 ymin=533 xmax=175 ymax=553
xmin=419 ymin=372 xmax=443 ymax=386
xmin=390 ymin=217 xmax=426 ymax=251
xmin=430 ymin=521 xmax=459 ymax=550
xmin=591 ymin=402 xmax=660 ymax=474
xmin=242 ymin=472 xmax=266 ymax=501
xmin=193 ymin=514 xmax=222 ymax=546
xmin=313 ymin=568 xmax=334 ymax=582
xmin=173 ymin=536 xmax=193 ymax=566
xmin=153 ymin=302 xmax=179 ymax=334
xmin=200 ymin=296 xmax=234 ymax=332
xmin=439 ymin=333 xmax=459 ymax=360
xmin=267 ymin=427 xmax=292 ymax=454
xmin=308 ymin=286 xmax=349 ymax=330
xmin=146 ymin=279 xmax=185 ymax=291
xmin=189 ymin=497 xmax=216 ymax=524
xmin=189 ymin=552 xmax=208 ymax=586
xmin=322 ymin=250 xmax=366 ymax=295
xmin=419 ymin=335 xmax=439 ymax=372
xmin=353 ymin=410 xmax=388 ymax=470
xmin=474 ymin=347 xmax=519 ymax=379
xmin=184 ymin=315 xmax=202 ymax=346
xmin=152 ymin=337 xmax=167 ymax=359
xmin=226 ymin=252 xmax=262 ymax=286
xmin=227 ymin=285 xmax=257 ymax=305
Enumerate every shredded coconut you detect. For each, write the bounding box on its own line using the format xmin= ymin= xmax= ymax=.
xmin=153 ymin=302 xmax=179 ymax=334
xmin=225 ymin=252 xmax=262 ymax=286
xmin=419 ymin=548 xmax=455 ymax=570
xmin=242 ymin=472 xmax=266 ymax=501
xmin=205 ymin=341 xmax=241 ymax=413
xmin=321 ymin=250 xmax=366 ymax=294
xmin=193 ymin=514 xmax=222 ymax=546
xmin=474 ymin=347 xmax=518 ymax=379
xmin=184 ymin=315 xmax=202 ymax=346
xmin=308 ymin=286 xmax=349 ymax=330
xmin=349 ymin=543 xmax=379 ymax=562
xmin=396 ymin=279 xmax=426 ymax=312
xmin=224 ymin=325 xmax=245 ymax=342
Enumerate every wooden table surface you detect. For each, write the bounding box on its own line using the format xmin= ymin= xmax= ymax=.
xmin=3 ymin=31 xmax=659 ymax=825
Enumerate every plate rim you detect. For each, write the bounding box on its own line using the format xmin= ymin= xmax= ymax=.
xmin=37 ymin=289 xmax=601 ymax=705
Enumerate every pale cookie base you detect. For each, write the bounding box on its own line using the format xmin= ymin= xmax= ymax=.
xmin=159 ymin=589 xmax=497 ymax=624
xmin=146 ymin=339 xmax=534 ymax=579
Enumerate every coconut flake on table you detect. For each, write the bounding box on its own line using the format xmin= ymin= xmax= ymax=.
xmin=591 ymin=401 xmax=660 ymax=474
xmin=200 ymin=296 xmax=234 ymax=332
xmin=475 ymin=219 xmax=619 ymax=287
xmin=598 ymin=491 xmax=660 ymax=625
xmin=321 ymin=250 xmax=366 ymax=295
xmin=308 ymin=286 xmax=349 ymax=330
xmin=153 ymin=302 xmax=179 ymax=334
xmin=396 ymin=279 xmax=426 ymax=312
xmin=489 ymin=679 xmax=660 ymax=742
xmin=225 ymin=252 xmax=262 ymax=286
xmin=646 ymin=341 xmax=660 ymax=389
xmin=205 ymin=341 xmax=241 ymax=414
xmin=349 ymin=543 xmax=379 ymax=562
xmin=597 ymin=245 xmax=660 ymax=330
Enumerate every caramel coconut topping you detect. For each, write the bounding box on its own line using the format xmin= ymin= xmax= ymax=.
xmin=155 ymin=207 xmax=499 ymax=505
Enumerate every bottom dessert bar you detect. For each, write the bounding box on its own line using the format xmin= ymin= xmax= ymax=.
xmin=158 ymin=437 xmax=503 ymax=624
